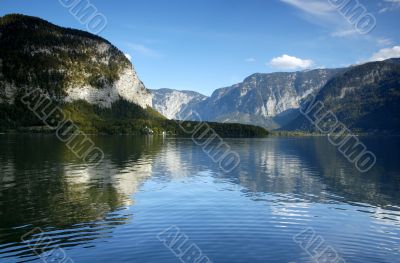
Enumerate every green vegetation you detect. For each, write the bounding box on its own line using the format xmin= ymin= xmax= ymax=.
xmin=0 ymin=14 xmax=130 ymax=98
xmin=283 ymin=59 xmax=400 ymax=134
xmin=0 ymin=98 xmax=269 ymax=137
xmin=271 ymin=131 xmax=319 ymax=136
xmin=62 ymin=100 xmax=269 ymax=137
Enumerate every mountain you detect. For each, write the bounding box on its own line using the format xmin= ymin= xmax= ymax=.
xmin=0 ymin=14 xmax=151 ymax=108
xmin=197 ymin=69 xmax=342 ymax=128
xmin=0 ymin=14 xmax=268 ymax=137
xmin=283 ymin=58 xmax=400 ymax=133
xmin=152 ymin=60 xmax=400 ymax=133
xmin=150 ymin=88 xmax=207 ymax=119
xmin=152 ymin=69 xmax=342 ymax=128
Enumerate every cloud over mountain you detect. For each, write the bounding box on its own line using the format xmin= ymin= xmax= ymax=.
xmin=269 ymin=54 xmax=313 ymax=70
xmin=369 ymin=45 xmax=400 ymax=61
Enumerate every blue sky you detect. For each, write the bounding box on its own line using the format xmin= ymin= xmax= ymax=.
xmin=1 ymin=0 xmax=399 ymax=95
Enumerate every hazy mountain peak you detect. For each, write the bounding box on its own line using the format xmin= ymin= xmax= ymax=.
xmin=151 ymin=68 xmax=342 ymax=128
xmin=150 ymin=88 xmax=207 ymax=119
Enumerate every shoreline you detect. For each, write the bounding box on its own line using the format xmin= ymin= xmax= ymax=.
xmin=2 ymin=129 xmax=399 ymax=138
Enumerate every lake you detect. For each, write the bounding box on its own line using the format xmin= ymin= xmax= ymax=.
xmin=0 ymin=135 xmax=399 ymax=263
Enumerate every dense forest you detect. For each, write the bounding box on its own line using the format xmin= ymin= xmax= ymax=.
xmin=0 ymin=14 xmax=129 ymax=97
xmin=0 ymin=98 xmax=269 ymax=137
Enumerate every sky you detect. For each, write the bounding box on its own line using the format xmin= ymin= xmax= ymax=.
xmin=1 ymin=0 xmax=400 ymax=96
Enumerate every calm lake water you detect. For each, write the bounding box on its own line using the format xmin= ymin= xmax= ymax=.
xmin=0 ymin=135 xmax=399 ymax=263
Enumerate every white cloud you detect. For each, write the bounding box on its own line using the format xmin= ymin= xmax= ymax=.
xmin=269 ymin=54 xmax=313 ymax=70
xmin=331 ymin=29 xmax=359 ymax=38
xmin=377 ymin=38 xmax=393 ymax=46
xmin=124 ymin=53 xmax=132 ymax=61
xmin=379 ymin=0 xmax=400 ymax=13
xmin=281 ymin=0 xmax=373 ymax=38
xmin=245 ymin=57 xmax=256 ymax=62
xmin=126 ymin=43 xmax=161 ymax=58
xmin=280 ymin=0 xmax=334 ymax=17
xmin=369 ymin=46 xmax=400 ymax=61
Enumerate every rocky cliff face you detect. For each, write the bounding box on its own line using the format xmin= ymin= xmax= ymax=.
xmin=198 ymin=69 xmax=342 ymax=127
xmin=150 ymin=89 xmax=207 ymax=119
xmin=151 ymin=69 xmax=341 ymax=128
xmin=0 ymin=14 xmax=151 ymax=109
xmin=64 ymin=66 xmax=152 ymax=109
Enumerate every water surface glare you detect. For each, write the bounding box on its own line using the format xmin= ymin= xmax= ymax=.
xmin=0 ymin=135 xmax=399 ymax=262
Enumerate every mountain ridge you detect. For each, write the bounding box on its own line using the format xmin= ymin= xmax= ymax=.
xmin=0 ymin=13 xmax=269 ymax=137
xmin=152 ymin=59 xmax=400 ymax=133
xmin=0 ymin=13 xmax=152 ymax=108
xmin=150 ymin=88 xmax=207 ymax=119
xmin=152 ymin=68 xmax=343 ymax=128
xmin=282 ymin=58 xmax=400 ymax=133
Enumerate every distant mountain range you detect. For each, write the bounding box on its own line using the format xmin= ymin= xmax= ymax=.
xmin=1 ymin=14 xmax=399 ymax=135
xmin=152 ymin=69 xmax=343 ymax=128
xmin=152 ymin=59 xmax=400 ymax=133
